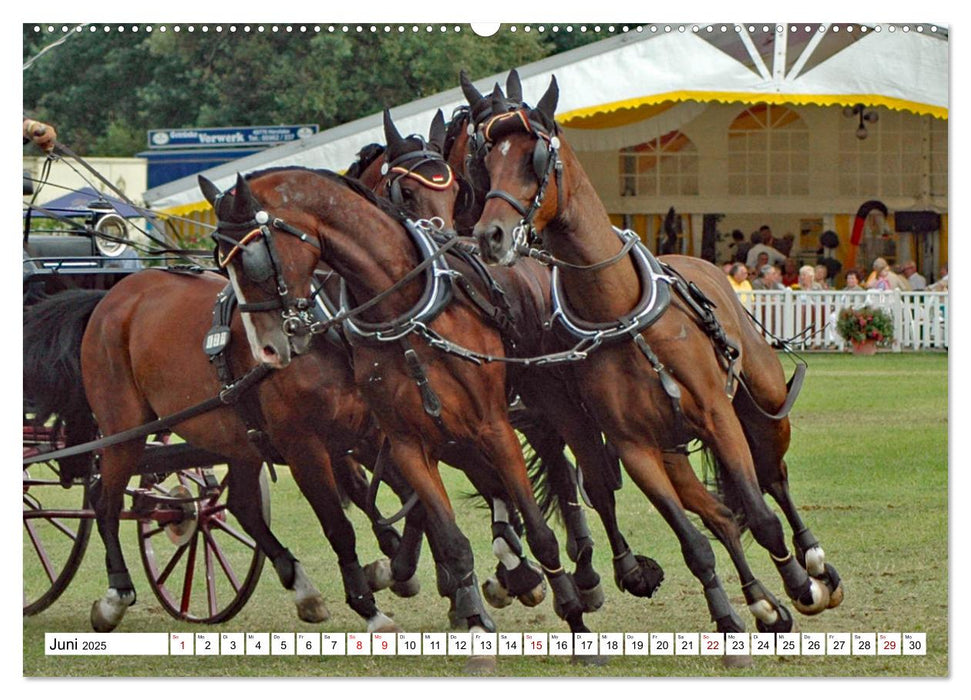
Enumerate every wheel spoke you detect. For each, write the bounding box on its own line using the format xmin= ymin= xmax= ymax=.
xmin=201 ymin=524 xmax=245 ymax=595
xmin=179 ymin=530 xmax=199 ymax=617
xmin=155 ymin=540 xmax=190 ymax=588
xmin=23 ymin=519 xmax=57 ymax=585
xmin=207 ymin=510 xmax=258 ymax=549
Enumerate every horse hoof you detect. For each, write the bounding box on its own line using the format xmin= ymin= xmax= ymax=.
xmin=367 ymin=612 xmax=402 ymax=634
xmin=792 ymin=579 xmax=830 ymax=616
xmin=827 ymin=580 xmax=844 ymax=609
xmin=517 ymin=580 xmax=547 ymax=607
xmin=390 ymin=575 xmax=421 ymax=598
xmin=464 ymin=655 xmax=497 ymax=675
xmin=723 ymin=654 xmax=754 ymax=669
xmin=482 ymin=577 xmax=513 ymax=609
xmin=296 ymin=594 xmax=330 ymax=624
xmin=90 ymin=589 xmax=133 ymax=633
xmin=90 ymin=600 xmax=120 ymax=633
xmin=755 ymin=603 xmax=793 ymax=634
xmin=579 ymin=582 xmax=605 ymax=613
xmin=363 ymin=558 xmax=394 ymax=592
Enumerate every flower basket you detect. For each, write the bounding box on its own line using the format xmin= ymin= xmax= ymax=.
xmin=836 ymin=305 xmax=893 ymax=352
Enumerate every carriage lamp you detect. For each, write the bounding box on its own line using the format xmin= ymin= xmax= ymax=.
xmin=843 ymin=103 xmax=879 ymax=140
xmin=87 ymin=199 xmax=131 ymax=257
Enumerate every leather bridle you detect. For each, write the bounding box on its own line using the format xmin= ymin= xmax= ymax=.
xmin=469 ymin=108 xmax=563 ymax=251
xmin=211 ymin=207 xmax=323 ymax=340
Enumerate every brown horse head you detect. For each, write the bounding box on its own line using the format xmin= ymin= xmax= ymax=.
xmin=200 ymin=172 xmax=321 ymax=367
xmin=464 ymin=74 xmax=563 ymax=265
xmin=377 ymin=109 xmax=471 ymax=231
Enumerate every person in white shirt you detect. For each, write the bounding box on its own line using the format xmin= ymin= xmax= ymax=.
xmin=745 ymin=230 xmax=786 ymax=269
xmin=901 ymin=260 xmax=927 ymax=290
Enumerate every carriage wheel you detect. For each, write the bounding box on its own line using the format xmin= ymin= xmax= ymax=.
xmin=136 ymin=465 xmax=268 ymax=623
xmin=23 ymin=456 xmax=94 ymax=616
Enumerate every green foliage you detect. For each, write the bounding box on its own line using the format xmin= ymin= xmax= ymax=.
xmin=836 ymin=305 xmax=895 ymax=344
xmin=21 ymin=23 xmax=602 ymax=157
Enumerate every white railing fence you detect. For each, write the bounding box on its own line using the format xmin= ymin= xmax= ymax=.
xmin=739 ymin=290 xmax=949 ymax=351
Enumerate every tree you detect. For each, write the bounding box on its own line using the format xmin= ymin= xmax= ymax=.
xmin=22 ymin=23 xmax=610 ymax=157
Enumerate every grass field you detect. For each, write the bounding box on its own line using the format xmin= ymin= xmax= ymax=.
xmin=21 ymin=352 xmax=949 ymax=681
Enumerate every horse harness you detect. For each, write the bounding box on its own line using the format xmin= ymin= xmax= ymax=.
xmin=467 ymin=108 xmax=752 ymax=450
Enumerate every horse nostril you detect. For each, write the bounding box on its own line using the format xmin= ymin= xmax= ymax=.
xmin=488 ymin=225 xmax=504 ymax=247
xmin=263 ymin=345 xmax=278 ymax=358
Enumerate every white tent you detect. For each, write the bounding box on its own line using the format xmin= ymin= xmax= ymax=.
xmin=143 ymin=22 xmax=948 ymax=216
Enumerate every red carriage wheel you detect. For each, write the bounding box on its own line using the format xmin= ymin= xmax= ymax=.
xmin=136 ymin=465 xmax=268 ymax=623
xmin=23 ymin=454 xmax=94 ymax=616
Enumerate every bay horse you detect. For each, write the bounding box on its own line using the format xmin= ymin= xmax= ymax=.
xmin=199 ymin=166 xmax=596 ymax=643
xmin=355 ymin=108 xmax=667 ymax=614
xmin=23 ymin=272 xmax=414 ymax=633
xmin=463 ymin=72 xmax=843 ymax=636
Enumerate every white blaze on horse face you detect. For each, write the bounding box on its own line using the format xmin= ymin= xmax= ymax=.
xmin=226 ymin=265 xmax=291 ymax=368
xmin=499 ymin=140 xmax=511 ymax=157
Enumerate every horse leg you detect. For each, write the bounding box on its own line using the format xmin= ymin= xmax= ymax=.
xmin=557 ymin=415 xmax=666 ymax=605
xmin=516 ymin=414 xmax=606 ymax=611
xmin=615 ymin=441 xmax=747 ymax=634
xmin=736 ymin=391 xmax=844 ymax=609
xmin=89 ymin=441 xmax=142 ymax=632
xmin=389 ymin=439 xmax=496 ymax=636
xmin=662 ymin=453 xmax=794 ymax=634
xmin=223 ymin=458 xmax=330 ymax=624
xmin=285 ymin=443 xmax=398 ymax=632
xmin=696 ymin=403 xmax=831 ymax=616
xmin=481 ymin=421 xmax=589 ymax=634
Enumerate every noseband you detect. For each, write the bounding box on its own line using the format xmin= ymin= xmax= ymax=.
xmin=212 ymin=207 xmax=323 ymax=339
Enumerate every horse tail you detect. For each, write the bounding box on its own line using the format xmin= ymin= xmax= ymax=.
xmin=511 ymin=408 xmax=568 ymax=522
xmin=698 ymin=444 xmax=750 ymax=535
xmin=24 ymin=289 xmax=107 ymax=480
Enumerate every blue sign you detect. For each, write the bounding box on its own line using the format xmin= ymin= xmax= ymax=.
xmin=147 ymin=125 xmax=318 ymax=149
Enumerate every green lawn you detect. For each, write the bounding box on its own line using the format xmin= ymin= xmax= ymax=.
xmin=22 ymin=352 xmax=949 ymax=679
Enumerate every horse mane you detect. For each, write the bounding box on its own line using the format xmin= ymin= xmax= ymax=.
xmin=443 ymin=106 xmax=470 ymax=159
xmin=243 ymin=166 xmax=408 ymax=224
xmin=345 ymin=142 xmax=386 ymax=179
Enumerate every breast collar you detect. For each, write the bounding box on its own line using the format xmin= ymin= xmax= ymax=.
xmin=550 ymin=228 xmax=675 ymax=345
xmin=339 ymin=219 xmax=455 ymax=344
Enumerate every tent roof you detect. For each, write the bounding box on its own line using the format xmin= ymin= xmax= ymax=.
xmin=26 ymin=185 xmax=143 ymax=219
xmin=144 ymin=22 xmax=948 ymax=214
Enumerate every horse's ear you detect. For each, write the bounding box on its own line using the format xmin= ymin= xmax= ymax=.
xmin=506 ymin=69 xmax=523 ymax=104
xmin=535 ymin=75 xmax=559 ymax=124
xmin=198 ymin=175 xmax=221 ymax=208
xmin=460 ymin=70 xmax=483 ymax=106
xmin=231 ymin=172 xmax=258 ymax=220
xmin=429 ymin=109 xmax=446 ymax=152
xmin=383 ymin=109 xmax=405 ymax=154
xmin=490 ymin=84 xmax=506 ymax=119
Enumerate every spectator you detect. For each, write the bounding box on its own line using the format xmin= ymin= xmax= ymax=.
xmin=814 ymin=264 xmax=831 ymax=290
xmin=901 ymin=260 xmax=927 ymax=290
xmin=781 ymin=258 xmax=799 ymax=287
xmin=866 ymin=257 xmax=910 ymax=291
xmin=727 ymin=262 xmax=753 ymax=303
xmin=792 ymin=265 xmax=821 ymax=290
xmin=843 ymin=270 xmax=864 ymax=291
xmin=929 ymin=264 xmax=948 ymax=292
xmin=728 ymin=229 xmax=750 ymax=264
xmin=752 ymin=263 xmax=785 ymax=290
xmin=745 ymin=230 xmax=787 ymax=269
xmin=869 ymin=266 xmax=892 ymax=291
xmin=776 ymin=232 xmax=795 ymax=257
